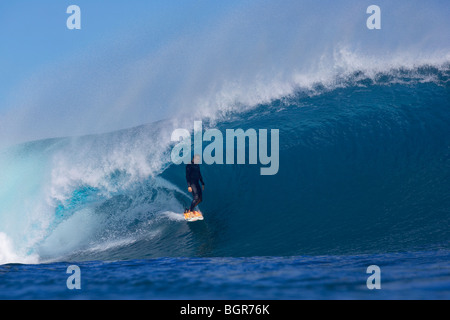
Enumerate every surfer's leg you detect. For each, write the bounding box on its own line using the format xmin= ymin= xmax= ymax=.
xmin=189 ymin=183 xmax=202 ymax=211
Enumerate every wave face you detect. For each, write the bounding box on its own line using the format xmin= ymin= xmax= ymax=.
xmin=0 ymin=65 xmax=449 ymax=264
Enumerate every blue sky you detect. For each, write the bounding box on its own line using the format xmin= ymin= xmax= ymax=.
xmin=0 ymin=0 xmax=245 ymax=104
xmin=0 ymin=0 xmax=449 ymax=145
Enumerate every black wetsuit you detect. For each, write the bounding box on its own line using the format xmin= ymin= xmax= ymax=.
xmin=186 ymin=162 xmax=205 ymax=211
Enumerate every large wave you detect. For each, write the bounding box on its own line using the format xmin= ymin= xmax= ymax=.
xmin=2 ymin=0 xmax=450 ymax=146
xmin=0 ymin=64 xmax=449 ymax=264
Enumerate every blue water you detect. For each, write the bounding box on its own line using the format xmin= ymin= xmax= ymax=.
xmin=0 ymin=65 xmax=449 ymax=299
xmin=1 ymin=250 xmax=449 ymax=300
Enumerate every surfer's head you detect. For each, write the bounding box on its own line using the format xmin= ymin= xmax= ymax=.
xmin=192 ymin=154 xmax=201 ymax=164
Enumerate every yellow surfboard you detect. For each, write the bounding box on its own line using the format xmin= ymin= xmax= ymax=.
xmin=184 ymin=210 xmax=204 ymax=222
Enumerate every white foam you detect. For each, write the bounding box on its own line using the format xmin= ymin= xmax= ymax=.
xmin=0 ymin=232 xmax=39 ymax=265
xmin=84 ymin=238 xmax=137 ymax=254
xmin=161 ymin=211 xmax=186 ymax=222
xmin=36 ymin=208 xmax=99 ymax=259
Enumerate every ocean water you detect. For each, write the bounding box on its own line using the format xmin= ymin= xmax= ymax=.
xmin=0 ymin=65 xmax=449 ymax=299
xmin=1 ymin=251 xmax=449 ymax=300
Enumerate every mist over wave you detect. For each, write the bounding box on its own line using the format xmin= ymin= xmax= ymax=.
xmin=1 ymin=0 xmax=449 ymax=146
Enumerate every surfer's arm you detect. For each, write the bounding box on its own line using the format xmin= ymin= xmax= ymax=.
xmin=199 ymin=171 xmax=205 ymax=186
xmin=186 ymin=165 xmax=191 ymax=187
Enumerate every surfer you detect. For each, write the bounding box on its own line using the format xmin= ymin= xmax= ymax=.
xmin=186 ymin=154 xmax=205 ymax=213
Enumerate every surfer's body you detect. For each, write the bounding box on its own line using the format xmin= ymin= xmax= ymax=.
xmin=186 ymin=155 xmax=205 ymax=212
